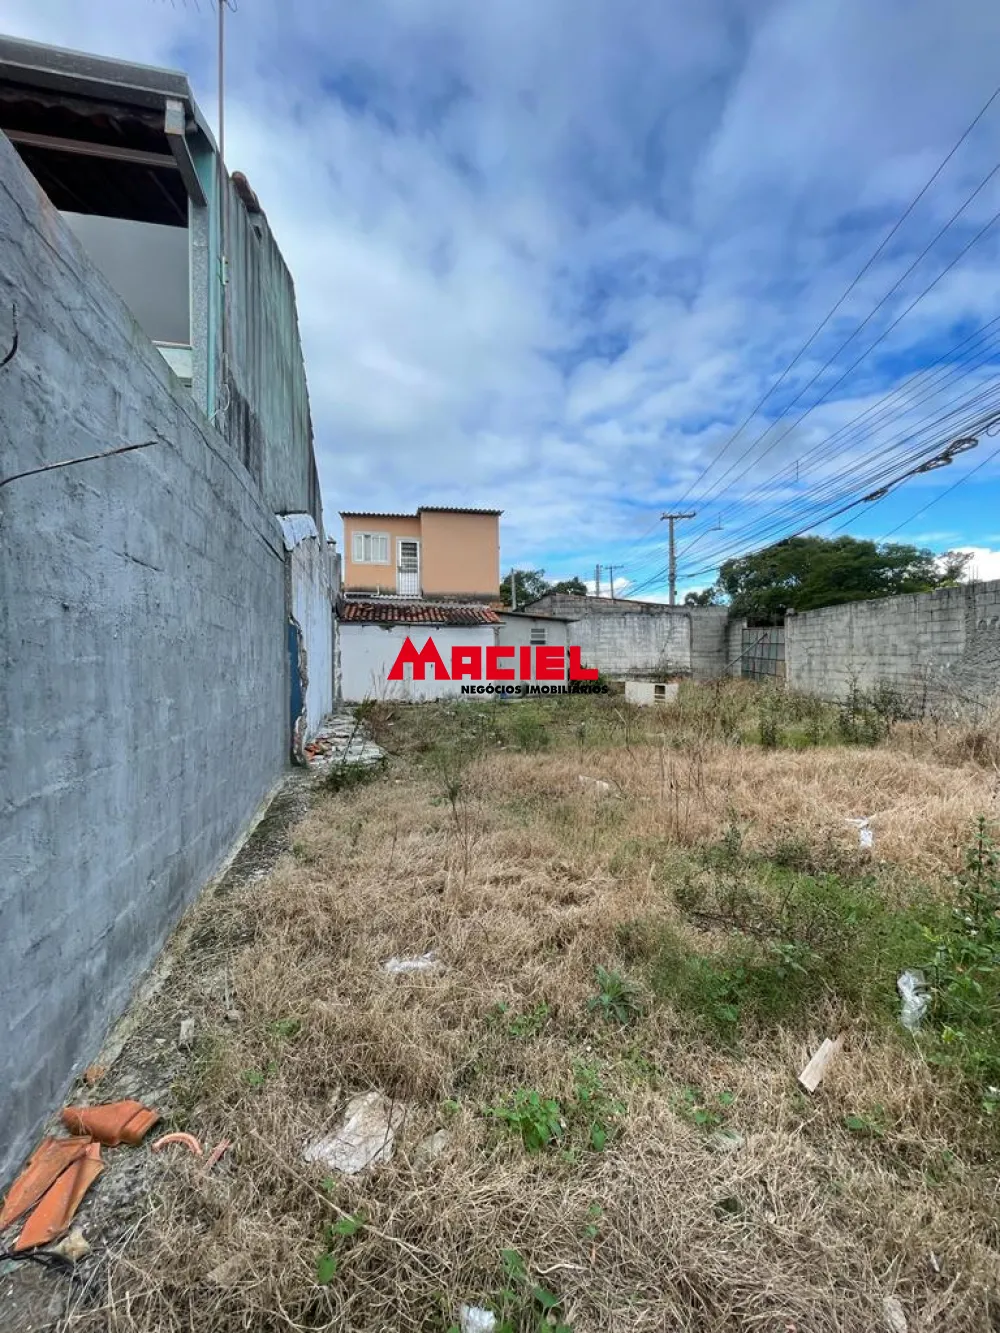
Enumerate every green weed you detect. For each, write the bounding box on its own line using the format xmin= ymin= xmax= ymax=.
xmin=315 ymin=1212 xmax=365 ymax=1286
xmin=587 ymin=965 xmax=644 ymax=1025
xmin=487 ymin=1089 xmax=565 ymax=1153
xmin=921 ymin=818 xmax=1000 ymax=1113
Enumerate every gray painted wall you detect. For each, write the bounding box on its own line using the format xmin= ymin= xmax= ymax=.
xmin=497 ymin=613 xmax=570 ymax=683
xmin=785 ymin=580 xmax=1000 ymax=709
xmin=0 ymin=134 xmax=291 ymax=1187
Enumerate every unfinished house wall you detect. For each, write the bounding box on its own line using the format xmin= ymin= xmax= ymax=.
xmin=0 ymin=133 xmax=291 ymax=1189
xmin=223 ymin=176 xmax=319 ymax=524
xmin=784 ymin=580 xmax=1000 ymax=709
xmin=279 ymin=515 xmax=335 ymax=758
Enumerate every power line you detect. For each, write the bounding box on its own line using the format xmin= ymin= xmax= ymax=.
xmin=672 ymin=77 xmax=1000 ymax=512
xmin=673 ymin=194 xmax=1000 ymax=571
xmin=878 ymin=438 xmax=1000 ymax=541
xmin=672 ymin=400 xmax=1000 ymax=583
xmin=675 ymin=320 xmax=1000 ymax=568
xmin=677 ymin=161 xmax=1000 ymax=550
xmin=673 ymin=369 xmax=1000 ymax=576
xmin=623 ymin=390 xmax=1000 ymax=596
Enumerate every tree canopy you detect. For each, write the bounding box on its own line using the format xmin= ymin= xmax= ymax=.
xmin=696 ymin=536 xmax=969 ymax=622
xmin=499 ymin=570 xmax=588 ymax=608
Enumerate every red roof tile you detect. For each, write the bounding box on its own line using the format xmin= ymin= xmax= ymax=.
xmin=337 ymin=598 xmax=501 ymax=626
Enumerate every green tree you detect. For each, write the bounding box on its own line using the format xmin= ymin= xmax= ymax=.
xmin=716 ymin=536 xmax=969 ymax=622
xmin=550 ymin=576 xmax=588 ymax=596
xmin=499 ymin=570 xmax=588 ymax=607
xmin=499 ymin=569 xmax=551 ymax=608
xmin=683 ymin=586 xmax=720 ymax=607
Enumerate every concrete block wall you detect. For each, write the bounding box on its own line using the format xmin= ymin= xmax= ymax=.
xmin=687 ymin=606 xmax=729 ymax=681
xmin=725 ymin=618 xmax=746 ymax=676
xmin=522 ymin=594 xmax=726 ymax=680
xmin=785 ymin=580 xmax=1000 ymax=709
xmin=0 ymin=134 xmax=290 ymax=1187
xmin=569 ymin=610 xmax=690 ymax=678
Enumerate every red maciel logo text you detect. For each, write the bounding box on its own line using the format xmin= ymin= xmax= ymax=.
xmin=387 ymin=637 xmax=599 ymax=682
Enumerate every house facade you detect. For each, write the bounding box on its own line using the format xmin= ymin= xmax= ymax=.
xmin=338 ymin=506 xmax=502 ymax=701
xmin=341 ymin=507 xmax=501 ymax=601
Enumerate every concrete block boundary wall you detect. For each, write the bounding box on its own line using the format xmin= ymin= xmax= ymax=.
xmin=0 ymin=135 xmax=311 ymax=1186
xmin=522 ymin=594 xmax=730 ymax=681
xmin=784 ymin=580 xmax=1000 ymax=710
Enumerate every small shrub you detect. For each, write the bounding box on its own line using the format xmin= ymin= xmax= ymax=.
xmin=677 ymin=1086 xmax=735 ymax=1130
xmin=486 ymin=1001 xmax=551 ymax=1039
xmin=587 ymin=965 xmax=644 ymax=1024
xmin=487 ymin=1089 xmax=565 ymax=1153
xmin=510 ymin=710 xmax=550 ymax=752
xmin=571 ymin=1062 xmax=625 ymax=1152
xmin=315 ymin=1212 xmax=365 ymax=1286
xmin=325 ymin=758 xmax=385 ymax=794
xmin=922 ymin=818 xmax=1000 ymax=1112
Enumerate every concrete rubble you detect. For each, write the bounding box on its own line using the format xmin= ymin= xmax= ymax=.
xmin=304 ymin=712 xmax=385 ymax=774
xmin=303 ymin=1091 xmax=405 ymax=1175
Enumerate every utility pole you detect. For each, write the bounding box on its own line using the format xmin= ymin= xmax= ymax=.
xmin=606 ymin=565 xmax=616 ymax=600
xmin=509 ymin=568 xmax=517 ymax=610
xmin=594 ymin=564 xmax=602 ymax=598
xmin=660 ymin=511 xmax=696 ymax=605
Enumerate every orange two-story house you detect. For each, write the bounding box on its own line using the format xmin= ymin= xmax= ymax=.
xmin=337 ymin=506 xmax=503 ymax=701
xmin=340 ymin=506 xmax=501 ymax=601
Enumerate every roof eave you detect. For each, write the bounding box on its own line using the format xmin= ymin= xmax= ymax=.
xmin=0 ymin=35 xmax=217 ymax=151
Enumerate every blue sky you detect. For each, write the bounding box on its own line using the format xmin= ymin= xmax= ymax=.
xmin=6 ymin=0 xmax=1000 ymax=597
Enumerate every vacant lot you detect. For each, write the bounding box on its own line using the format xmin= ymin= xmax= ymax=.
xmin=58 ymin=685 xmax=1000 ymax=1331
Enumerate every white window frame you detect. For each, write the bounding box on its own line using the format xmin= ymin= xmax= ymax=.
xmin=352 ymin=531 xmax=390 ymax=564
xmin=529 ymin=625 xmax=547 ymax=645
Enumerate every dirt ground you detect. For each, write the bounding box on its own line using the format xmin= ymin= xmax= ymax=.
xmin=3 ymin=685 xmax=1000 ymax=1333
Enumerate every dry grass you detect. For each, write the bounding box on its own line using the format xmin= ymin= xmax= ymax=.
xmin=63 ymin=687 xmax=1000 ymax=1332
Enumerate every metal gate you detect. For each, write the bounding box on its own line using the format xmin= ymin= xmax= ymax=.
xmin=741 ymin=626 xmax=785 ymax=681
xmin=397 ymin=539 xmax=420 ymax=597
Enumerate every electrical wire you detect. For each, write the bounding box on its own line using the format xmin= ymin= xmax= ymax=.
xmin=672 ymin=400 xmax=1000 ymax=584
xmin=672 ymin=374 xmax=1000 ymax=576
xmin=673 ymin=195 xmax=1000 ymax=571
xmin=673 ymin=315 xmax=1000 ymax=564
xmin=624 ymin=393 xmax=1000 ymax=595
xmin=671 ymin=76 xmax=1000 ymax=511
xmin=877 ymin=440 xmax=1000 ymax=541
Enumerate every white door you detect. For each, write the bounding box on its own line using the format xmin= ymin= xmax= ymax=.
xmin=397 ymin=538 xmax=420 ymax=597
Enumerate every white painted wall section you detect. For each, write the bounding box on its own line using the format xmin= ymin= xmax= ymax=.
xmin=278 ymin=514 xmax=334 ymax=739
xmin=340 ymin=624 xmax=498 ymax=701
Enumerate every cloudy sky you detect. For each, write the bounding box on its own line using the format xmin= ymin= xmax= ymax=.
xmin=5 ymin=0 xmax=1000 ymax=596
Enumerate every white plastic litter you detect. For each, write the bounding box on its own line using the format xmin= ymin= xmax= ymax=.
xmin=897 ymin=970 xmax=930 ymax=1031
xmin=883 ymin=1295 xmax=908 ymax=1333
xmin=303 ymin=1092 xmax=405 ymax=1175
xmin=578 ymin=775 xmax=612 ymax=795
xmin=383 ymin=952 xmax=439 ymax=974
xmin=459 ymin=1306 xmax=497 ymax=1333
xmin=846 ymin=817 xmax=874 ymax=849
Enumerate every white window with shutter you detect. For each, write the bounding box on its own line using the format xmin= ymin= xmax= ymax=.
xmin=352 ymin=531 xmax=390 ymax=564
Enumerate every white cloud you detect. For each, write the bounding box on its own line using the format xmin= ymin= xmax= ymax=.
xmin=4 ymin=0 xmax=1000 ymax=579
xmin=955 ymin=547 xmax=1000 ymax=582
